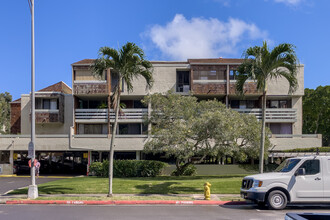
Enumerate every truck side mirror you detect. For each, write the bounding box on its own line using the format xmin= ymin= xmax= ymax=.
xmin=295 ymin=168 xmax=306 ymax=176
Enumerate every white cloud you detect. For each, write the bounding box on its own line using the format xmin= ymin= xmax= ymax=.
xmin=274 ymin=0 xmax=303 ymax=6
xmin=145 ymin=14 xmax=269 ymax=60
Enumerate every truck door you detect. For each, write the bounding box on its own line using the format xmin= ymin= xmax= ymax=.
xmin=292 ymin=159 xmax=323 ymax=202
xmin=323 ymin=158 xmax=330 ymax=201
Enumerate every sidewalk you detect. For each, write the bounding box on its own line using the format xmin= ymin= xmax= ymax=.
xmin=1 ymin=193 xmax=247 ymax=206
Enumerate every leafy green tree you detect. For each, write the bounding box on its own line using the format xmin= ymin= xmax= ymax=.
xmin=93 ymin=42 xmax=153 ymax=196
xmin=303 ymin=86 xmax=330 ymax=146
xmin=0 ymin=92 xmax=12 ymax=134
xmin=143 ymin=92 xmax=271 ymax=175
xmin=236 ymin=41 xmax=298 ymax=173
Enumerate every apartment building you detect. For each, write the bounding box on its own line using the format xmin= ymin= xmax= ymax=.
xmin=0 ymin=58 xmax=322 ymax=174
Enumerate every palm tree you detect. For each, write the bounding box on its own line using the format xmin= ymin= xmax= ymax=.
xmin=236 ymin=41 xmax=298 ymax=173
xmin=92 ymin=42 xmax=153 ymax=196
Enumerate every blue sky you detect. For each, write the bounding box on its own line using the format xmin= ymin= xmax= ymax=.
xmin=1 ymin=0 xmax=329 ymax=100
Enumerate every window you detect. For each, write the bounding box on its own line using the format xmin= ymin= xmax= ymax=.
xmin=239 ymin=101 xmax=246 ymax=109
xmin=35 ymin=98 xmax=58 ymax=110
xmin=78 ymin=99 xmax=108 ymax=109
xmin=268 ymin=123 xmax=292 ymax=134
xmin=267 ymin=100 xmax=291 ymax=108
xmin=230 ymin=100 xmax=239 ymax=109
xmin=133 ymin=100 xmax=145 ymax=108
xmin=275 ymin=159 xmax=301 ymax=172
xmin=299 ymin=160 xmax=320 ymax=175
xmin=229 ymin=70 xmax=237 ymax=80
xmin=78 ymin=124 xmax=108 ymax=134
xmin=176 ymin=71 xmax=190 ymax=92
xmin=118 ymin=123 xmax=145 ymax=135
xmin=230 ymin=100 xmax=258 ymax=109
xmin=119 ymin=123 xmax=141 ymax=135
xmin=247 ymin=100 xmax=258 ymax=108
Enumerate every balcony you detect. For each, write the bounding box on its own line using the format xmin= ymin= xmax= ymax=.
xmin=73 ymin=81 xmax=108 ymax=95
xmin=35 ymin=109 xmax=63 ymax=123
xmin=235 ymin=108 xmax=297 ymax=123
xmin=75 ymin=108 xmax=148 ymax=123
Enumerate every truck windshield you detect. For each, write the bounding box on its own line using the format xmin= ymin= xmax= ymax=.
xmin=275 ymin=159 xmax=301 ymax=172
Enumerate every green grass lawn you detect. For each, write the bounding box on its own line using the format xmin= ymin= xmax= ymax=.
xmin=10 ymin=175 xmax=245 ymax=195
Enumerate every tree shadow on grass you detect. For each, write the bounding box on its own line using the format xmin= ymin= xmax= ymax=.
xmin=126 ymin=175 xmax=245 ymax=182
xmin=8 ymin=185 xmax=74 ymax=195
xmin=135 ymin=182 xmax=200 ymax=194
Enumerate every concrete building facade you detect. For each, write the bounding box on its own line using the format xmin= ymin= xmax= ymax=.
xmin=0 ymin=58 xmax=322 ymax=174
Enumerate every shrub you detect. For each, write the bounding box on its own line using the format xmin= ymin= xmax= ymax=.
xmin=89 ymin=160 xmax=167 ymax=177
xmin=238 ymin=163 xmax=278 ymax=172
xmin=89 ymin=162 xmax=103 ymax=177
xmin=172 ymin=164 xmax=197 ymax=176
xmin=282 ymin=147 xmax=330 ymax=153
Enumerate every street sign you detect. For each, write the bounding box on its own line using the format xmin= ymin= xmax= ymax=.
xmin=13 ymin=153 xmax=18 ymax=160
xmin=28 ymin=142 xmax=34 ymax=158
xmin=83 ymin=153 xmax=88 ymax=159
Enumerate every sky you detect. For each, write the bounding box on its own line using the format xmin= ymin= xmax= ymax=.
xmin=1 ymin=0 xmax=329 ymax=100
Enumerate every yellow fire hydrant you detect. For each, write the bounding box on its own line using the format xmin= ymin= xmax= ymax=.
xmin=204 ymin=182 xmax=211 ymax=200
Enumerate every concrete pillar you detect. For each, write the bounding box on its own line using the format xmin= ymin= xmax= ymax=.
xmin=136 ymin=151 xmax=141 ymax=160
xmin=9 ymin=150 xmax=14 ymax=167
xmin=99 ymin=151 xmax=102 ymax=162
xmin=148 ymin=100 xmax=152 ymax=138
xmin=87 ymin=151 xmax=92 ymax=176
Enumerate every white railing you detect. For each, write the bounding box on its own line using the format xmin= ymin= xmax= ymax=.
xmin=75 ymin=108 xmax=148 ymax=122
xmin=235 ymin=108 xmax=297 ymax=122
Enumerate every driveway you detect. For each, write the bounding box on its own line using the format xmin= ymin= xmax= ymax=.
xmin=0 ymin=177 xmax=64 ymax=195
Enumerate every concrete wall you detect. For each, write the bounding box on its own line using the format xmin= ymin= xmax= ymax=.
xmin=120 ymin=64 xmax=189 ymax=96
xmin=292 ymin=96 xmax=303 ymax=135
xmin=0 ymin=164 xmax=13 ymax=175
xmin=20 ymin=94 xmax=73 ymax=135
xmin=267 ymin=65 xmax=304 ymax=96
xmin=21 ymin=95 xmax=30 ymax=135
xmin=0 ymin=134 xmax=322 ymax=152
xmin=270 ymin=136 xmax=322 ymax=151
xmin=0 ymin=135 xmax=147 ymax=151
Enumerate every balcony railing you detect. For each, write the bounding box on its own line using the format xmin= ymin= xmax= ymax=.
xmin=235 ymin=108 xmax=297 ymax=122
xmin=75 ymin=108 xmax=148 ymax=122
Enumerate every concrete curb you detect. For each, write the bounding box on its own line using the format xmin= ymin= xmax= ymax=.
xmin=6 ymin=200 xmax=246 ymax=206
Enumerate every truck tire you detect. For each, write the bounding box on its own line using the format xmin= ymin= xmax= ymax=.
xmin=267 ymin=190 xmax=287 ymax=210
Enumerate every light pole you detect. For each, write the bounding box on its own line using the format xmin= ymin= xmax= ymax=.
xmin=27 ymin=0 xmax=38 ymax=199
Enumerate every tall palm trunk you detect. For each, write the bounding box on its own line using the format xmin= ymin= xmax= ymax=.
xmin=259 ymin=89 xmax=267 ymax=173
xmin=108 ymin=84 xmax=121 ymax=196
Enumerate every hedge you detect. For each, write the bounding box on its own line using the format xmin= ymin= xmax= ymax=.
xmin=89 ymin=160 xmax=167 ymax=177
xmin=282 ymin=147 xmax=330 ymax=153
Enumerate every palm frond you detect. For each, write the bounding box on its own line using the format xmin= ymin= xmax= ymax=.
xmin=237 ymin=41 xmax=299 ymax=95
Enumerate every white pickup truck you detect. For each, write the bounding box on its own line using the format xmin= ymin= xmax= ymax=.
xmin=240 ymin=155 xmax=330 ymax=210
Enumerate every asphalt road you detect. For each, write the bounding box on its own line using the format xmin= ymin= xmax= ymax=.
xmin=0 ymin=177 xmax=64 ymax=195
xmin=1 ymin=204 xmax=330 ymax=220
